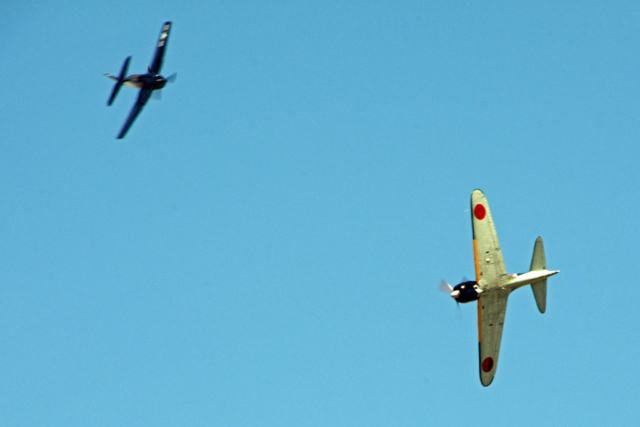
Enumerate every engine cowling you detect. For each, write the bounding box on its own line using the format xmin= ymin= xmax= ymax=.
xmin=450 ymin=281 xmax=482 ymax=303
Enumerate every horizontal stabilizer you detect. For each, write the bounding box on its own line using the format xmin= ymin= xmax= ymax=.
xmin=106 ymin=56 xmax=131 ymax=106
xmin=107 ymin=81 xmax=123 ymax=106
xmin=530 ymin=237 xmax=547 ymax=313
xmin=530 ymin=237 xmax=546 ymax=271
xmin=531 ymin=280 xmax=547 ymax=313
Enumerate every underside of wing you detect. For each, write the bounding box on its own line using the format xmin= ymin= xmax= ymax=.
xmin=149 ymin=21 xmax=171 ymax=75
xmin=117 ymin=88 xmax=153 ymax=139
xmin=471 ymin=189 xmax=507 ymax=288
xmin=478 ymin=289 xmax=510 ymax=386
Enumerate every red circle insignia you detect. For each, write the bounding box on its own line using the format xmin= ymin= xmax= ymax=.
xmin=482 ymin=357 xmax=494 ymax=373
xmin=474 ymin=204 xmax=486 ymax=220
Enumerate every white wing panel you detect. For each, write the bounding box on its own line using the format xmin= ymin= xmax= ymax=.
xmin=471 ymin=189 xmax=507 ymax=289
xmin=478 ymin=289 xmax=510 ymax=387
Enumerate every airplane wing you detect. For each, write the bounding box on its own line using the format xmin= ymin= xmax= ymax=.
xmin=117 ymin=88 xmax=153 ymax=139
xmin=471 ymin=189 xmax=507 ymax=289
xmin=149 ymin=21 xmax=171 ymax=75
xmin=477 ymin=288 xmax=510 ymax=386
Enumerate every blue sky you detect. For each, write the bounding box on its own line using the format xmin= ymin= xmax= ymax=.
xmin=1 ymin=1 xmax=639 ymax=425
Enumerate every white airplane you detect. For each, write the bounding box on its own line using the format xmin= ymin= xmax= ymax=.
xmin=439 ymin=189 xmax=560 ymax=386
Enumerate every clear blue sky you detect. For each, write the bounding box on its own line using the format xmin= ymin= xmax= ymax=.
xmin=2 ymin=1 xmax=639 ymax=425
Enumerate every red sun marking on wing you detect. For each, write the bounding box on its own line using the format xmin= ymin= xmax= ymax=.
xmin=474 ymin=204 xmax=486 ymax=220
xmin=482 ymin=357 xmax=494 ymax=373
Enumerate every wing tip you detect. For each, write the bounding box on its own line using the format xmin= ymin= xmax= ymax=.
xmin=470 ymin=189 xmax=487 ymax=206
xmin=480 ymin=376 xmax=494 ymax=387
xmin=479 ymin=353 xmax=495 ymax=387
xmin=479 ymin=359 xmax=497 ymax=387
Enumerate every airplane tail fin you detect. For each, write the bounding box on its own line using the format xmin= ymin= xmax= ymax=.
xmin=530 ymin=237 xmax=547 ymax=313
xmin=106 ymin=56 xmax=131 ymax=106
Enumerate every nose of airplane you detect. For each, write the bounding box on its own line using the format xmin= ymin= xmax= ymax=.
xmin=451 ymin=290 xmax=460 ymax=299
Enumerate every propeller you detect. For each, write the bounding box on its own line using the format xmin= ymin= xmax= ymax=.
xmin=152 ymin=73 xmax=176 ymax=101
xmin=438 ymin=278 xmax=462 ymax=319
xmin=438 ymin=278 xmax=453 ymax=294
xmin=165 ymin=72 xmax=177 ymax=83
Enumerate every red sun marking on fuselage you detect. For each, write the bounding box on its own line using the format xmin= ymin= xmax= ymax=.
xmin=482 ymin=357 xmax=494 ymax=373
xmin=474 ymin=204 xmax=486 ymax=220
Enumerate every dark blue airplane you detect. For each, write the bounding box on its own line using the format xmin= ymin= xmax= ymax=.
xmin=105 ymin=21 xmax=176 ymax=139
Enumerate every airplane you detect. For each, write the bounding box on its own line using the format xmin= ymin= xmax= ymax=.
xmin=105 ymin=21 xmax=176 ymax=139
xmin=439 ymin=189 xmax=560 ymax=386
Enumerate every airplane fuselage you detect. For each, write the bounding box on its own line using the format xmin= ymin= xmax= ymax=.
xmin=497 ymin=269 xmax=560 ymax=292
xmin=451 ymin=269 xmax=560 ymax=303
xmin=122 ymin=74 xmax=167 ymax=90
